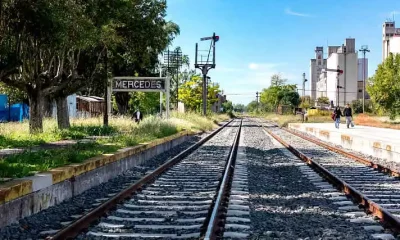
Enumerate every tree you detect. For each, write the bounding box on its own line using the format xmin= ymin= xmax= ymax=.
xmin=222 ymin=101 xmax=233 ymax=113
xmin=233 ymin=104 xmax=246 ymax=112
xmin=270 ymin=74 xmax=287 ymax=87
xmin=178 ymin=74 xmax=222 ymax=112
xmin=0 ymin=0 xmax=181 ymax=132
xmin=260 ymin=75 xmax=299 ymax=112
xmin=246 ymin=101 xmax=258 ymax=112
xmin=317 ymin=96 xmax=330 ymax=104
xmin=367 ymin=53 xmax=400 ymax=119
xmin=0 ymin=0 xmax=99 ymax=132
xmin=279 ymin=90 xmax=301 ymax=107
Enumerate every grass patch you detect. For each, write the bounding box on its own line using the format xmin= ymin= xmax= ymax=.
xmin=353 ymin=114 xmax=400 ymax=130
xmin=0 ymin=142 xmax=119 ymax=179
xmin=261 ymin=113 xmax=332 ymax=127
xmin=0 ymin=112 xmax=230 ymax=179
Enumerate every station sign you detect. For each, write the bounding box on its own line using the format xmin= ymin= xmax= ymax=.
xmin=113 ymin=78 xmax=165 ymax=92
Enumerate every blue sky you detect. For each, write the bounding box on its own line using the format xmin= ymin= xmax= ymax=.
xmin=166 ymin=0 xmax=400 ymax=105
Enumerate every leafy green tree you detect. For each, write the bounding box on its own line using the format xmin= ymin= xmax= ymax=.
xmin=270 ymin=74 xmax=287 ymax=87
xmin=0 ymin=0 xmax=98 ymax=132
xmin=222 ymin=101 xmax=234 ymax=113
xmin=246 ymin=101 xmax=258 ymax=112
xmin=0 ymin=0 xmax=181 ymax=132
xmin=368 ymin=53 xmax=400 ymax=119
xmin=260 ymin=74 xmax=299 ymax=112
xmin=178 ymin=74 xmax=221 ymax=112
xmin=233 ymin=104 xmax=246 ymax=112
xmin=317 ymin=96 xmax=330 ymax=104
xmin=278 ymin=90 xmax=301 ymax=107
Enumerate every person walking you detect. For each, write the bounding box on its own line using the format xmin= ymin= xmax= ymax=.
xmin=343 ymin=103 xmax=354 ymax=128
xmin=333 ymin=106 xmax=343 ymax=129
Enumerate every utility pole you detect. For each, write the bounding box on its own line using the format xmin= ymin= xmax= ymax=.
xmin=195 ymin=33 xmax=219 ymax=116
xmin=256 ymin=91 xmax=259 ymax=111
xmin=103 ymin=47 xmax=109 ymax=126
xmin=359 ymin=45 xmax=370 ymax=113
xmin=163 ymin=49 xmax=182 ymax=111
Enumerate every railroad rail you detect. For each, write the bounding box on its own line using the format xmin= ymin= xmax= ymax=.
xmin=45 ymin=118 xmax=242 ymax=240
xmin=258 ymin=119 xmax=400 ymax=235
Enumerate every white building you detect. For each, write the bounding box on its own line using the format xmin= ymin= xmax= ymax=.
xmin=325 ymin=38 xmax=358 ymax=107
xmin=309 ymin=47 xmax=326 ymax=101
xmin=51 ymin=94 xmax=77 ymax=118
xmin=382 ymin=21 xmax=400 ymax=61
xmin=316 ymin=72 xmax=327 ymax=98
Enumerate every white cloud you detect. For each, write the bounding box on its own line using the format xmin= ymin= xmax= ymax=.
xmin=284 ymin=8 xmax=313 ymax=18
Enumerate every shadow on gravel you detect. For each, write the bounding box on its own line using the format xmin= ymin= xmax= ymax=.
xmin=245 ymin=147 xmax=374 ymax=240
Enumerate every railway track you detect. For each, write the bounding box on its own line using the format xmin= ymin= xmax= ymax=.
xmin=45 ymin=119 xmax=242 ymax=240
xmin=257 ymin=119 xmax=400 ymax=238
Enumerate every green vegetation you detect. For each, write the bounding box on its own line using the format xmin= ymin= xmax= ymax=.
xmin=178 ymin=74 xmax=222 ymax=112
xmin=261 ymin=113 xmax=332 ymax=127
xmin=0 ymin=143 xmax=120 ymax=179
xmin=0 ymin=0 xmax=182 ymax=132
xmin=367 ymin=53 xmax=400 ymax=119
xmin=0 ymin=113 xmax=230 ymax=180
xmin=257 ymin=74 xmax=300 ymax=112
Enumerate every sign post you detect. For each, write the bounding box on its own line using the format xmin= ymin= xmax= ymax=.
xmin=107 ymin=77 xmax=171 ymax=118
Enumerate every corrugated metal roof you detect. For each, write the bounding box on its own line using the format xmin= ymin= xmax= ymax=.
xmin=76 ymin=95 xmax=104 ymax=102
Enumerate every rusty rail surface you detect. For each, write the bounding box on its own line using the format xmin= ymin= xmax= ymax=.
xmin=203 ymin=119 xmax=242 ymax=239
xmin=45 ymin=119 xmax=235 ymax=240
xmin=263 ymin=126 xmax=400 ymax=234
xmin=284 ymin=127 xmax=400 ymax=178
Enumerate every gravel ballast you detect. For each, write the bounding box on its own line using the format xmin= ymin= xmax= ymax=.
xmin=77 ymin=120 xmax=241 ymax=239
xmin=288 ymin=126 xmax=400 ymax=173
xmin=242 ymin=119 xmax=375 ymax=239
xmin=0 ymin=128 xmax=218 ymax=240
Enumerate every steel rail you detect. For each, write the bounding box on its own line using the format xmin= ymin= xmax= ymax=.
xmin=203 ymin=119 xmax=242 ymax=240
xmin=262 ymin=125 xmax=400 ymax=234
xmin=45 ymin=119 xmax=235 ymax=240
xmin=284 ymin=127 xmax=400 ymax=177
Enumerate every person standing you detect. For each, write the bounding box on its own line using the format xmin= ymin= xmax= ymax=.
xmin=333 ymin=106 xmax=342 ymax=129
xmin=133 ymin=109 xmax=143 ymax=123
xmin=343 ymin=103 xmax=354 ymax=128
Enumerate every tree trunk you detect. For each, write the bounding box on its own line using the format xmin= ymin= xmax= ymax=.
xmin=42 ymin=96 xmax=53 ymax=117
xmin=28 ymin=91 xmax=44 ymax=134
xmin=115 ymin=92 xmax=130 ymax=115
xmin=56 ymin=96 xmax=70 ymax=129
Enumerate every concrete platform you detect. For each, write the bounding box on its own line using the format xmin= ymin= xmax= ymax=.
xmin=288 ymin=123 xmax=400 ymax=163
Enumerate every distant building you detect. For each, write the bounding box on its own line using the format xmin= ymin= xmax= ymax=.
xmin=316 ymin=71 xmax=327 ymax=98
xmin=315 ymin=38 xmax=358 ymax=107
xmin=357 ymin=58 xmax=370 ymax=100
xmin=211 ymin=94 xmax=227 ymax=113
xmin=51 ymin=94 xmax=77 ymax=118
xmin=309 ymin=47 xmax=327 ymax=101
xmin=76 ymin=96 xmax=105 ymax=118
xmin=382 ymin=21 xmax=400 ymax=61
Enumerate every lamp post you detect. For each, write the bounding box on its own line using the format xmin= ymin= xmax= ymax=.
xmin=359 ymin=45 xmax=370 ymax=113
xmin=302 ymin=73 xmax=308 ymax=103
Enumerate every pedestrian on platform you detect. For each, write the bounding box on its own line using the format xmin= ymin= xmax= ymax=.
xmin=343 ymin=103 xmax=354 ymax=128
xmin=333 ymin=106 xmax=342 ymax=129
xmin=133 ymin=109 xmax=143 ymax=123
